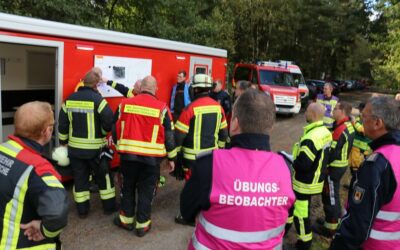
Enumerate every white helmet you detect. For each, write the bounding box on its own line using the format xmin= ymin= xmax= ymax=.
xmin=52 ymin=146 xmax=70 ymax=167
xmin=192 ymin=74 xmax=213 ymax=88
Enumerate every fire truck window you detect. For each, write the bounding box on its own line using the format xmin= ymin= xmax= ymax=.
xmin=234 ymin=67 xmax=251 ymax=81
xmin=251 ymin=70 xmax=258 ymax=84
xmin=195 ymin=66 xmax=207 ymax=74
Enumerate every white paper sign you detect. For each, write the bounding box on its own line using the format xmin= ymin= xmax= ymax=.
xmin=94 ymin=55 xmax=152 ymax=97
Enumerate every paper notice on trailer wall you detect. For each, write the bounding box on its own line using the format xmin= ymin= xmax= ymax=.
xmin=94 ymin=55 xmax=152 ymax=97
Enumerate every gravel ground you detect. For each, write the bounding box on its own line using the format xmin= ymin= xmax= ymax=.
xmin=60 ymin=90 xmax=375 ymax=250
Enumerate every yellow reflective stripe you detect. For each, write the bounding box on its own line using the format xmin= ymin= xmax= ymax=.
xmin=117 ymin=145 xmax=166 ymax=156
xmin=100 ymin=174 xmax=115 ymax=200
xmin=331 ymin=141 xmax=337 ymax=149
xmin=69 ymin=137 xmax=105 ymax=144
xmin=98 ymin=99 xmax=108 ymax=114
xmin=298 ymin=232 xmax=312 ymax=242
xmin=220 ymin=120 xmax=228 ymax=129
xmin=194 ymin=112 xmax=202 ymax=151
xmin=0 ymin=145 xmax=18 ymax=158
xmin=286 ymin=216 xmax=293 ymax=224
xmin=119 ymin=214 xmax=134 ymax=224
xmin=61 ymin=103 xmax=67 ymax=113
xmin=160 ymin=108 xmax=167 ymax=125
xmin=193 ymin=105 xmax=221 ymax=113
xmin=183 ymin=146 xmax=216 ymax=155
xmin=73 ymin=186 xmax=90 ymax=203
xmin=86 ymin=112 xmax=95 ymax=139
xmin=175 ymin=121 xmax=189 ymax=133
xmin=18 ymin=243 xmax=56 ymax=250
xmin=0 ymin=140 xmax=23 ymax=157
xmin=312 ymin=152 xmax=325 ymax=184
xmin=111 ymin=81 xmax=117 ymax=88
xmin=58 ymin=132 xmax=68 ymax=140
xmin=69 ymin=141 xmax=106 ymax=150
xmin=299 ymin=146 xmax=316 ymax=162
xmin=7 ymin=140 xmax=23 ymax=150
xmin=170 ymin=122 xmax=175 ymax=130
xmin=167 ymin=148 xmax=177 ymax=159
xmin=118 ymin=139 xmax=165 ymax=149
xmin=42 ymin=176 xmax=64 ymax=189
xmin=218 ymin=141 xmax=226 ymax=148
xmin=330 ymin=160 xmax=348 ymax=167
xmin=0 ymin=166 xmax=32 ymax=250
xmin=292 ymin=179 xmax=323 ymax=194
xmin=324 ymin=221 xmax=338 ymax=230
xmin=42 ymin=225 xmax=62 ymax=238
xmin=66 ymin=100 xmax=94 ymax=109
xmin=136 ymin=220 xmax=151 ymax=229
xmin=99 ymin=188 xmax=116 ymax=200
xmin=120 ymin=121 xmax=125 ymax=141
xmin=124 ymin=104 xmax=160 ymax=118
xmin=294 ymin=199 xmax=309 ymax=218
xmin=127 ymin=90 xmax=134 ymax=98
xmin=151 ymin=125 xmax=159 ymax=143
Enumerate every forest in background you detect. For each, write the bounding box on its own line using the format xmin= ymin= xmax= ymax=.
xmin=1 ymin=0 xmax=399 ymax=90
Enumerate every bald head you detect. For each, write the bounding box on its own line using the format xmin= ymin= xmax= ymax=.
xmin=134 ymin=79 xmax=142 ymax=94
xmin=306 ymin=102 xmax=325 ymax=123
xmin=140 ymin=76 xmax=157 ymax=94
xmin=14 ymin=101 xmax=54 ymax=143
xmin=83 ymin=69 xmax=101 ymax=87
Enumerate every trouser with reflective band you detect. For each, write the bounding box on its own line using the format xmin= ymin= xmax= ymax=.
xmin=70 ymin=157 xmax=116 ymax=215
xmin=119 ymin=160 xmax=159 ymax=225
xmin=286 ymin=192 xmax=313 ymax=250
xmin=322 ymin=167 xmax=347 ymax=230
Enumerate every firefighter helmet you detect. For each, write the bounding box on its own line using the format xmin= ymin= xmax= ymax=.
xmin=192 ymin=74 xmax=213 ymax=88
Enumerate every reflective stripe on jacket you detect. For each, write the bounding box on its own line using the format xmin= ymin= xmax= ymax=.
xmin=363 ymin=145 xmax=400 ymax=249
xmin=190 ymin=147 xmax=295 ymax=249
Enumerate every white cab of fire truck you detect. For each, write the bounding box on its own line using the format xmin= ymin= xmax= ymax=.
xmin=280 ymin=61 xmax=309 ymax=107
xmin=233 ymin=62 xmax=301 ymax=114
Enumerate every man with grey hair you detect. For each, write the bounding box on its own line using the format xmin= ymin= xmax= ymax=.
xmin=180 ymin=89 xmax=295 ymax=249
xmin=331 ymin=96 xmax=400 ymax=250
xmin=316 ymin=82 xmax=339 ymax=130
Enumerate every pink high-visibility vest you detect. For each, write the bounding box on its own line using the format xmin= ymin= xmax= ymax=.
xmin=189 ymin=147 xmax=295 ymax=250
xmin=363 ymin=145 xmax=400 ymax=249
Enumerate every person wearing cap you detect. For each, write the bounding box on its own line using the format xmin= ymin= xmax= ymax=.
xmin=174 ymin=73 xmax=228 ymax=225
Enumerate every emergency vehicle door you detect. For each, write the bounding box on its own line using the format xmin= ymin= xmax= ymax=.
xmin=189 ymin=56 xmax=212 ymax=79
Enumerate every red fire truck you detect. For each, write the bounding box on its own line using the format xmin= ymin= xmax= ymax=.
xmin=0 ymin=13 xmax=227 ymax=153
xmin=233 ymin=61 xmax=302 ymax=114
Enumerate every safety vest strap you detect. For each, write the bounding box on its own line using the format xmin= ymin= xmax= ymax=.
xmin=376 ymin=211 xmax=400 ymax=221
xmin=0 ymin=166 xmax=33 ymax=249
xmin=369 ymin=230 xmax=400 ymax=240
xmin=199 ymin=214 xmax=285 ymax=243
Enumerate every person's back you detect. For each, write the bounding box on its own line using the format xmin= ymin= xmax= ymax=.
xmin=181 ymin=89 xmax=295 ymax=249
xmin=0 ymin=101 xmax=68 ymax=249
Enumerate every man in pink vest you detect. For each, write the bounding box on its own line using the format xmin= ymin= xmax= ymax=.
xmin=331 ymin=96 xmax=400 ymax=249
xmin=180 ymin=89 xmax=295 ymax=249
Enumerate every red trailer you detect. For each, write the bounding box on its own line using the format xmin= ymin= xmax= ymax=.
xmin=0 ymin=13 xmax=228 ymax=156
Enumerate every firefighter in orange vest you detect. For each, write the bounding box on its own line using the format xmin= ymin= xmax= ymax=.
xmin=113 ymin=75 xmax=176 ymax=237
xmin=174 ymin=73 xmax=228 ymax=225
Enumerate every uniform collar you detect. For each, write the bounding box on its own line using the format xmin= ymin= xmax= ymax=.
xmin=8 ymin=135 xmax=43 ymax=154
xmin=335 ymin=116 xmax=349 ymax=127
xmin=303 ymin=120 xmax=324 ymax=134
xmin=140 ymin=91 xmax=157 ymax=98
xmin=231 ymin=133 xmax=271 ymax=151
xmin=370 ymin=130 xmax=400 ymax=150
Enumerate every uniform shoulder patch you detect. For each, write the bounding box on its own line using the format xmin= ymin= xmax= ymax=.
xmin=366 ymin=153 xmax=379 ymax=162
xmin=352 ymin=185 xmax=365 ymax=204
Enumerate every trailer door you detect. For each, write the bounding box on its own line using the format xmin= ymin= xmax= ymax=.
xmin=189 ymin=56 xmax=212 ymax=78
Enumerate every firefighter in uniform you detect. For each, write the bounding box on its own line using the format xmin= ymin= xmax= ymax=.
xmin=349 ymin=102 xmax=372 ymax=176
xmin=58 ymin=69 xmax=116 ymax=217
xmin=285 ymin=103 xmax=332 ymax=250
xmin=113 ymin=76 xmax=176 ymax=237
xmin=180 ymin=89 xmax=295 ymax=249
xmin=0 ymin=101 xmax=68 ymax=249
xmin=105 ymin=78 xmax=141 ymax=98
xmin=316 ymin=82 xmax=339 ymax=130
xmin=314 ymin=101 xmax=355 ymax=237
xmin=331 ymin=96 xmax=400 ymax=250
xmin=174 ymin=73 xmax=228 ymax=225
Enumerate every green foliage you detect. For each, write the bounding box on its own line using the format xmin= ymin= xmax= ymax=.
xmin=1 ymin=0 xmax=398 ymax=87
